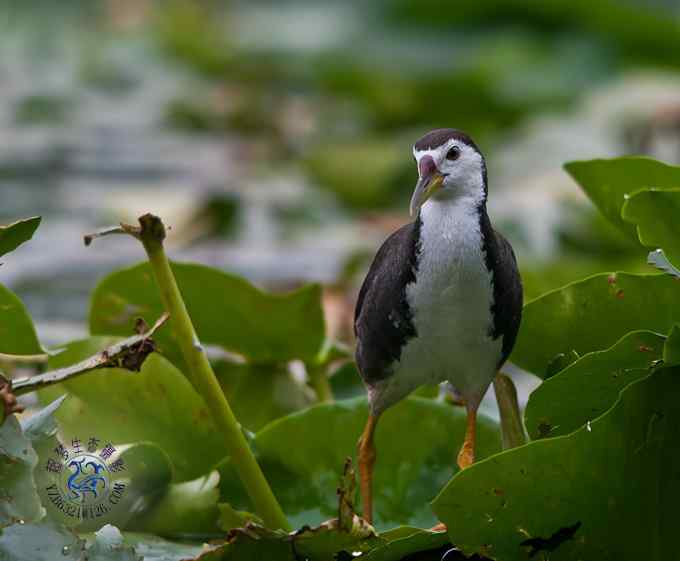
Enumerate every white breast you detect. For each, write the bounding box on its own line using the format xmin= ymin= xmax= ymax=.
xmin=368 ymin=196 xmax=502 ymax=415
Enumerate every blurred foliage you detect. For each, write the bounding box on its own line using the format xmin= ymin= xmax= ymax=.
xmin=433 ymin=367 xmax=680 ymax=560
xmin=305 ymin=138 xmax=411 ymax=209
xmin=14 ymin=95 xmax=73 ymax=125
xmin=153 ymin=0 xmax=234 ymax=78
xmin=389 ymin=0 xmax=680 ymax=68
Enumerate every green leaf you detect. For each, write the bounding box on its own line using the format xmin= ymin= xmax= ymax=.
xmin=86 ymin=525 xmax=141 ymax=561
xmin=133 ymin=471 xmax=221 ymax=538
xmin=217 ymin=503 xmax=259 ymax=532
xmin=329 ymin=362 xmax=365 ymax=400
xmin=362 ymin=528 xmax=450 ymax=561
xmin=622 ymin=188 xmax=680 ymax=266
xmin=0 ymin=216 xmax=41 ymax=258
xmin=38 ymin=337 xmax=226 ymax=481
xmin=544 ymin=350 xmax=579 ymax=379
xmin=433 ymin=368 xmax=680 ymax=560
xmin=524 ymin=330 xmax=664 ymax=439
xmin=647 ymin=248 xmax=680 ymax=278
xmin=89 ymin=261 xmax=325 ymax=365
xmin=0 ymin=283 xmax=42 ymax=356
xmin=220 ymin=397 xmax=501 ymax=530
xmin=20 ymin=395 xmax=66 ymax=442
xmin=0 ymin=521 xmax=85 ymax=560
xmin=564 ymin=157 xmax=680 ymax=237
xmin=0 ymin=416 xmax=43 ymax=527
xmin=663 ymin=324 xmax=680 ymax=367
xmin=79 ymin=443 xmax=173 ymax=533
xmin=0 ymin=523 xmax=165 ymax=561
xmin=195 ymin=525 xmax=292 ymax=561
xmin=115 ymin=533 xmax=205 ymax=561
xmin=513 ymin=272 xmax=680 ymax=376
xmin=214 ymin=361 xmax=313 ymax=432
xmin=293 ymin=522 xmax=380 ymax=560
xmin=0 ymin=397 xmax=65 ymax=528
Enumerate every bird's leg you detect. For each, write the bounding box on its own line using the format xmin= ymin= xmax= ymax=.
xmin=358 ymin=413 xmax=380 ymax=524
xmin=456 ymin=404 xmax=477 ymax=469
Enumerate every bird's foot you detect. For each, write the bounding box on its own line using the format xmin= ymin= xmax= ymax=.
xmin=430 ymin=522 xmax=448 ymax=532
xmin=456 ymin=442 xmax=474 ymax=470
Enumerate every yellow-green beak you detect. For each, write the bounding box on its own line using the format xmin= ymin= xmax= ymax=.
xmin=409 ymin=172 xmax=444 ymax=217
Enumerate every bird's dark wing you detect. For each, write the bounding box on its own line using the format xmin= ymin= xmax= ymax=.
xmin=354 ymin=219 xmax=421 ymax=384
xmin=480 ymin=211 xmax=523 ymax=367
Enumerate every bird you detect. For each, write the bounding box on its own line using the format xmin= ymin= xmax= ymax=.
xmin=354 ymin=128 xmax=522 ymax=524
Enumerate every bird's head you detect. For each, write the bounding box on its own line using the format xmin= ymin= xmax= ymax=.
xmin=410 ymin=129 xmax=487 ymax=217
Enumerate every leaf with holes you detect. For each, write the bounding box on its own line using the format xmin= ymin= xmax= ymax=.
xmin=524 ymin=330 xmax=664 ymax=439
xmin=433 ymin=368 xmax=680 ymax=560
xmin=512 ymin=272 xmax=680 ymax=377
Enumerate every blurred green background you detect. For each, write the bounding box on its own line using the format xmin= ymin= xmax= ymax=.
xmin=2 ymin=0 xmax=680 ymax=346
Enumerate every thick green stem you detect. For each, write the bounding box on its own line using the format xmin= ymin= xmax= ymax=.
xmin=115 ymin=214 xmax=289 ymax=531
xmin=493 ymin=373 xmax=527 ymax=450
xmin=307 ymin=364 xmax=334 ymax=403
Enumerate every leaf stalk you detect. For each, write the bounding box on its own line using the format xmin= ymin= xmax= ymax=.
xmin=493 ymin=373 xmax=527 ymax=450
xmin=91 ymin=213 xmax=290 ymax=531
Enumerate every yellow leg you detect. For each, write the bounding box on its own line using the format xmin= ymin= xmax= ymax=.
xmin=457 ymin=405 xmax=477 ymax=469
xmin=430 ymin=405 xmax=478 ymax=532
xmin=358 ymin=414 xmax=379 ymax=524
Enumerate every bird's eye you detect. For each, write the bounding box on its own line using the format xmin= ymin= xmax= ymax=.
xmin=446 ymin=147 xmax=460 ymax=161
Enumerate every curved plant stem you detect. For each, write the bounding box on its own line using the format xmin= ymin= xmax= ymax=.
xmin=86 ymin=214 xmax=291 ymax=531
xmin=307 ymin=364 xmax=334 ymax=403
xmin=493 ymin=373 xmax=527 ymax=450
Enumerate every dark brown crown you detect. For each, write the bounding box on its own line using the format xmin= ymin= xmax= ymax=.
xmin=414 ymin=128 xmax=480 ymax=153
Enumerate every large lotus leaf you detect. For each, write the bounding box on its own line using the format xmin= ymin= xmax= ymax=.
xmin=132 ymin=471 xmax=221 ymax=538
xmin=524 ymin=330 xmax=664 ymax=439
xmin=433 ymin=368 xmax=680 ymax=561
xmin=362 ymin=528 xmax=450 ymax=561
xmin=513 ymin=272 xmax=680 ymax=376
xmin=663 ymin=324 xmax=680 ymax=366
xmin=114 ymin=533 xmax=204 ymax=561
xmin=38 ymin=337 xmax=225 ymax=481
xmin=220 ymin=397 xmax=501 ymax=531
xmin=0 ymin=416 xmax=43 ymax=527
xmin=0 ymin=396 xmax=67 ymax=528
xmin=0 ymin=521 xmax=85 ymax=560
xmin=213 ymin=361 xmax=313 ymax=432
xmin=0 ymin=522 xmax=158 ymax=561
xmin=622 ymin=188 xmax=680 ymax=267
xmin=43 ymin=442 xmax=175 ymax=533
xmin=564 ymin=157 xmax=680 ymax=238
xmin=196 ymin=526 xmax=292 ymax=561
xmin=89 ymin=261 xmax=325 ymax=365
xmin=0 ymin=283 xmax=42 ymax=355
xmin=0 ymin=216 xmax=40 ymax=258
xmin=193 ymin=525 xmax=452 ymax=561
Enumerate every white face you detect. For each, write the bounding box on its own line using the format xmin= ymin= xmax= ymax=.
xmin=412 ymin=139 xmax=486 ymax=203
